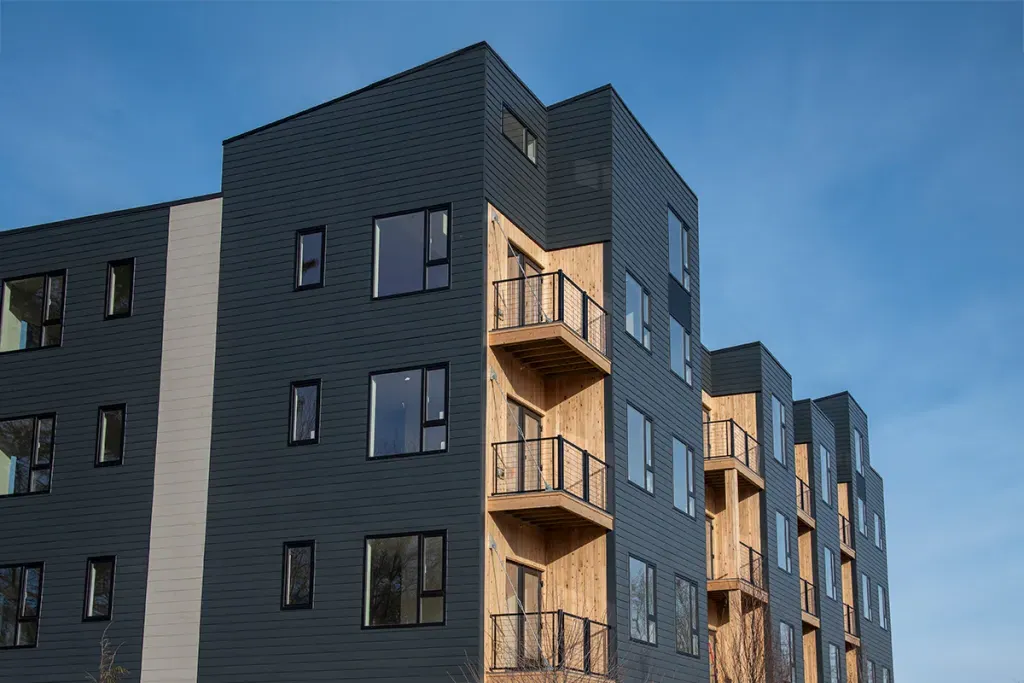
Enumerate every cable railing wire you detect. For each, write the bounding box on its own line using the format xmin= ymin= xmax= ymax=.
xmin=492 ymin=436 xmax=608 ymax=511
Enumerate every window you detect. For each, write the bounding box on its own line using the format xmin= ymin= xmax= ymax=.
xmin=502 ymin=107 xmax=537 ymax=163
xmin=819 ymin=445 xmax=832 ymax=506
xmin=882 ymin=667 xmax=891 ymax=683
xmin=628 ymin=556 xmax=656 ymax=645
xmin=372 ymin=206 xmax=450 ymax=298
xmin=84 ymin=556 xmax=115 ymax=621
xmin=625 ymin=272 xmax=650 ymax=350
xmin=673 ymin=438 xmax=695 ymax=516
xmin=627 ymin=405 xmax=653 ymax=493
xmin=289 ymin=380 xmax=321 ymax=446
xmin=776 ymin=512 xmax=792 ymax=573
xmin=828 ymin=643 xmax=841 ymax=683
xmin=95 ymin=405 xmax=126 ymax=466
xmin=867 ymin=660 xmax=875 ymax=683
xmin=295 ymin=227 xmax=326 ymax=289
xmin=667 ymin=208 xmax=691 ymax=291
xmin=772 ymin=395 xmax=786 ymax=466
xmin=674 ymin=575 xmax=698 ymax=656
xmin=670 ymin=317 xmax=693 ymax=386
xmin=779 ymin=621 xmax=796 ymax=683
xmin=860 ymin=572 xmax=871 ymax=621
xmin=0 ymin=563 xmax=43 ymax=648
xmin=854 ymin=428 xmax=864 ymax=473
xmin=104 ymin=259 xmax=135 ymax=319
xmin=874 ymin=512 xmax=883 ymax=549
xmin=824 ymin=547 xmax=837 ymax=600
xmin=0 ymin=413 xmax=55 ymax=496
xmin=877 ymin=585 xmax=888 ymax=630
xmin=1 ymin=270 xmax=65 ymax=352
xmin=363 ymin=532 xmax=445 ymax=627
xmin=858 ymin=497 xmax=867 ymax=535
xmin=369 ymin=365 xmax=447 ymax=458
xmin=281 ymin=541 xmax=315 ymax=609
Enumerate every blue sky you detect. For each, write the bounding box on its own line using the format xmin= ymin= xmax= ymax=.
xmin=2 ymin=2 xmax=1022 ymax=681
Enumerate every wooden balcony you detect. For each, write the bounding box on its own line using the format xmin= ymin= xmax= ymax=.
xmin=796 ymin=478 xmax=815 ymax=529
xmin=801 ymin=579 xmax=820 ymax=629
xmin=703 ymin=420 xmax=765 ymax=490
xmin=706 ymin=542 xmax=769 ymax=604
xmin=839 ymin=514 xmax=856 ymax=559
xmin=488 ymin=610 xmax=612 ymax=680
xmin=844 ymin=603 xmax=861 ymax=648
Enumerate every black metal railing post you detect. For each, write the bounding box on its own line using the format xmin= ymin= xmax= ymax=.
xmin=582 ymin=451 xmax=591 ymax=503
xmin=581 ymin=293 xmax=589 ymax=343
xmin=557 ymin=270 xmax=565 ymax=323
xmin=557 ymin=437 xmax=565 ymax=491
xmin=557 ymin=610 xmax=566 ymax=668
xmin=583 ymin=618 xmax=592 ymax=673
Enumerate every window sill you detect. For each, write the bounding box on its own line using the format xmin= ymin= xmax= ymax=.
xmin=626 ymin=478 xmax=655 ymax=498
xmin=367 ymin=448 xmax=448 ymax=461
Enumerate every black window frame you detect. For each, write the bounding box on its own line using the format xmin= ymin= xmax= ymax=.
xmin=288 ymin=379 xmax=322 ymax=447
xmin=819 ymin=444 xmax=833 ymax=507
xmin=367 ymin=364 xmax=448 ymax=460
xmin=294 ymin=226 xmax=327 ymax=291
xmin=674 ymin=573 xmax=699 ymax=657
xmin=828 ymin=642 xmax=842 ymax=683
xmin=877 ymin=584 xmax=888 ymax=630
xmin=281 ymin=540 xmax=315 ymax=610
xmin=501 ymin=105 xmax=538 ymax=165
xmin=628 ymin=555 xmax=657 ymax=646
xmin=874 ymin=512 xmax=884 ymax=549
xmin=857 ymin=496 xmax=868 ymax=536
xmin=776 ymin=511 xmax=792 ymax=573
xmin=82 ymin=556 xmax=116 ymax=622
xmin=779 ymin=620 xmax=796 ymax=683
xmin=823 ymin=546 xmax=837 ymax=601
xmin=362 ymin=530 xmax=447 ymax=629
xmin=672 ymin=436 xmax=696 ymax=517
xmin=668 ymin=206 xmax=691 ymax=292
xmin=0 ymin=562 xmax=44 ymax=649
xmin=95 ymin=404 xmax=127 ymax=467
xmin=627 ymin=403 xmax=654 ymax=495
xmin=625 ymin=271 xmax=651 ymax=351
xmin=0 ymin=412 xmax=56 ymax=497
xmin=772 ymin=394 xmax=787 ymax=467
xmin=0 ymin=269 xmax=66 ymax=354
xmin=371 ymin=204 xmax=451 ymax=300
xmin=860 ymin=572 xmax=872 ymax=621
xmin=104 ymin=258 xmax=135 ymax=320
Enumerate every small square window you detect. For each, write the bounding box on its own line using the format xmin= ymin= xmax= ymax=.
xmin=105 ymin=259 xmax=135 ymax=319
xmin=289 ymin=380 xmax=321 ymax=446
xmin=96 ymin=405 xmax=126 ymax=466
xmin=502 ymin=107 xmax=538 ymax=164
xmin=83 ymin=556 xmax=115 ymax=621
xmin=364 ymin=532 xmax=446 ymax=627
xmin=0 ymin=413 xmax=55 ymax=495
xmin=369 ymin=365 xmax=447 ymax=458
xmin=295 ymin=227 xmax=326 ymax=290
xmin=282 ymin=540 xmax=315 ymax=609
xmin=1 ymin=271 xmax=65 ymax=352
xmin=373 ymin=207 xmax=450 ymax=298
xmin=0 ymin=563 xmax=43 ymax=648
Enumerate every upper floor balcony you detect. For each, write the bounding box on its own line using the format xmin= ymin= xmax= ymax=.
xmin=707 ymin=541 xmax=768 ymax=603
xmin=488 ymin=436 xmax=613 ymax=532
xmin=844 ymin=603 xmax=861 ymax=648
xmin=489 ymin=610 xmax=612 ymax=680
xmin=490 ymin=272 xmax=610 ymax=377
xmin=801 ymin=578 xmax=820 ymax=629
xmin=796 ymin=477 xmax=815 ymax=529
xmin=703 ymin=419 xmax=765 ymax=489
xmin=839 ymin=514 xmax=856 ymax=559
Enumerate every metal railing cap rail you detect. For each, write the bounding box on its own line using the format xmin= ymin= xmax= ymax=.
xmin=491 ymin=270 xmax=609 ymax=316
xmin=491 ymin=435 xmax=607 ymax=466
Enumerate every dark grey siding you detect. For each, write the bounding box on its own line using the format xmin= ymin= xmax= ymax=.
xmin=608 ymin=92 xmax=706 ymax=683
xmin=814 ymin=393 xmax=855 ymax=482
xmin=546 ymin=88 xmax=614 ymax=248
xmin=706 ymin=343 xmax=762 ymax=397
xmin=198 ymin=47 xmax=488 ymax=682
xmin=0 ymin=208 xmax=169 ymax=681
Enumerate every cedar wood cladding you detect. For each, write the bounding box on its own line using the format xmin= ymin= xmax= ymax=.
xmin=0 ymin=205 xmax=171 ymax=682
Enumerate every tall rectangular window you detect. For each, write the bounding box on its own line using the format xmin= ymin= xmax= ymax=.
xmin=0 ymin=413 xmax=55 ymax=496
xmin=772 ymin=395 xmax=786 ymax=466
xmin=867 ymin=660 xmax=875 ymax=683
xmin=779 ymin=621 xmax=796 ymax=683
xmin=667 ymin=208 xmax=690 ymax=291
xmin=627 ymin=405 xmax=653 ymax=493
xmin=629 ymin=556 xmax=656 ymax=645
xmin=289 ymin=380 xmax=321 ymax=446
xmin=854 ymin=428 xmax=863 ymax=473
xmin=1 ymin=270 xmax=65 ymax=352
xmin=373 ymin=206 xmax=450 ymax=298
xmin=819 ymin=445 xmax=832 ymax=506
xmin=369 ymin=365 xmax=447 ymax=458
xmin=625 ymin=273 xmax=650 ymax=350
xmin=874 ymin=512 xmax=883 ymax=549
xmin=364 ymin=532 xmax=445 ymax=627
xmin=96 ymin=405 xmax=126 ymax=466
xmin=0 ymin=563 xmax=43 ymax=648
xmin=860 ymin=572 xmax=871 ymax=621
xmin=824 ymin=547 xmax=837 ymax=600
xmin=776 ymin=512 xmax=792 ymax=573
xmin=84 ymin=556 xmax=115 ymax=621
xmin=828 ymin=643 xmax=841 ymax=683
xmin=295 ymin=227 xmax=326 ymax=289
xmin=502 ymin=107 xmax=537 ymax=164
xmin=670 ymin=317 xmax=693 ymax=385
xmin=858 ymin=497 xmax=867 ymax=535
xmin=673 ymin=437 xmax=695 ymax=516
xmin=105 ymin=259 xmax=135 ymax=319
xmin=882 ymin=668 xmax=891 ymax=683
xmin=674 ymin=575 xmax=698 ymax=656
xmin=281 ymin=540 xmax=315 ymax=609
xmin=877 ymin=585 xmax=888 ymax=630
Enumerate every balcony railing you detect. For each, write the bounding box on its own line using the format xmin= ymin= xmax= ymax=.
xmin=739 ymin=542 xmax=765 ymax=591
xmin=493 ymin=271 xmax=609 ymax=356
xmin=839 ymin=514 xmax=853 ymax=547
xmin=493 ymin=437 xmax=608 ymax=511
xmin=844 ymin=603 xmax=859 ymax=637
xmin=704 ymin=420 xmax=761 ymax=474
xmin=801 ymin=579 xmax=817 ymax=617
xmin=797 ymin=478 xmax=813 ymax=518
xmin=491 ymin=610 xmax=611 ymax=676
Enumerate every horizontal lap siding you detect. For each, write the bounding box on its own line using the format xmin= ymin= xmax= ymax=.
xmin=859 ymin=467 xmax=893 ymax=675
xmin=609 ymin=94 xmax=706 ymax=683
xmin=707 ymin=343 xmax=762 ymax=396
xmin=0 ymin=208 xmax=169 ymax=682
xmin=198 ymin=48 xmax=488 ymax=682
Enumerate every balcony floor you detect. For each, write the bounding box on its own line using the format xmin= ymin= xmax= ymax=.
xmin=797 ymin=508 xmax=816 ymax=530
xmin=706 ymin=578 xmax=769 ymax=604
xmin=840 ymin=540 xmax=857 ymax=560
xmin=802 ymin=610 xmax=821 ymax=629
xmin=845 ymin=632 xmax=861 ymax=649
xmin=704 ymin=458 xmax=765 ymax=490
xmin=489 ymin=323 xmax=611 ymax=376
xmin=488 ymin=491 xmax=614 ymax=531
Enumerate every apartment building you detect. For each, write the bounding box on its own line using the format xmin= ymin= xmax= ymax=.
xmin=0 ymin=42 xmax=892 ymax=683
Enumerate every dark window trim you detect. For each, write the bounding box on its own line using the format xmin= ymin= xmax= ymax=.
xmin=672 ymin=435 xmax=696 ymax=518
xmin=94 ymin=404 xmax=127 ymax=467
xmin=82 ymin=555 xmax=116 ymax=622
xmin=501 ymin=104 xmax=538 ymax=166
xmin=779 ymin=620 xmax=797 ymax=680
xmin=674 ymin=573 xmax=700 ymax=658
xmin=294 ymin=226 xmax=327 ymax=291
xmin=288 ymin=379 xmax=322 ymax=447
xmin=0 ymin=562 xmax=44 ymax=649
xmin=772 ymin=394 xmax=787 ymax=469
xmin=626 ymin=403 xmax=655 ymax=496
xmin=628 ymin=554 xmax=658 ymax=646
xmin=370 ymin=204 xmax=452 ymax=301
xmin=668 ymin=205 xmax=691 ymax=292
xmin=0 ymin=412 xmax=56 ymax=497
xmin=823 ymin=546 xmax=838 ymax=601
xmin=776 ymin=510 xmax=792 ymax=574
xmin=669 ymin=315 xmax=694 ymax=387
xmin=819 ymin=444 xmax=834 ymax=509
xmin=624 ymin=270 xmax=652 ymax=353
xmin=361 ymin=529 xmax=447 ymax=629
xmin=104 ymin=258 xmax=135 ymax=320
xmin=281 ymin=540 xmax=315 ymax=610
xmin=366 ymin=363 xmax=449 ymax=460
xmin=0 ymin=269 xmax=66 ymax=354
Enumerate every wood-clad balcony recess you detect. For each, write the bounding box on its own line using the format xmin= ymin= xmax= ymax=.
xmin=796 ymin=477 xmax=815 ymax=530
xmin=843 ymin=603 xmax=861 ymax=648
xmin=703 ymin=420 xmax=765 ymax=490
xmin=487 ymin=610 xmax=612 ymax=681
xmin=839 ymin=514 xmax=856 ymax=559
xmin=706 ymin=541 xmax=769 ymax=604
xmin=800 ymin=578 xmax=820 ymax=629
xmin=490 ymin=272 xmax=611 ymax=377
